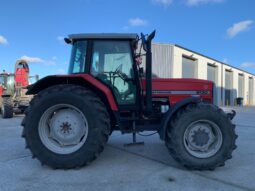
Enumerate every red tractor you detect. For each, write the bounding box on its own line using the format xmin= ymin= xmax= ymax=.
xmin=22 ymin=31 xmax=237 ymax=170
xmin=0 ymin=60 xmax=38 ymax=118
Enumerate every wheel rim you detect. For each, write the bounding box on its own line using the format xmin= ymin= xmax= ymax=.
xmin=183 ymin=120 xmax=223 ymax=159
xmin=38 ymin=104 xmax=88 ymax=155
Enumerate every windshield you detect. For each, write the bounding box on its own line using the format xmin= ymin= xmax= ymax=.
xmin=68 ymin=40 xmax=87 ymax=74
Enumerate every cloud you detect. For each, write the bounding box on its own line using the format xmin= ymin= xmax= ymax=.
xmin=186 ymin=0 xmax=224 ymax=6
xmin=122 ymin=17 xmax=148 ymax=31
xmin=57 ymin=36 xmax=64 ymax=41
xmin=227 ymin=20 xmax=253 ymax=38
xmin=52 ymin=56 xmax=57 ymax=61
xmin=0 ymin=35 xmax=8 ymax=45
xmin=20 ymin=56 xmax=44 ymax=63
xmin=222 ymin=58 xmax=228 ymax=63
xmin=241 ymin=62 xmax=255 ymax=70
xmin=20 ymin=55 xmax=56 ymax=66
xmin=57 ymin=36 xmax=66 ymax=45
xmin=152 ymin=0 xmax=173 ymax=7
xmin=128 ymin=18 xmax=148 ymax=27
xmin=57 ymin=36 xmax=65 ymax=42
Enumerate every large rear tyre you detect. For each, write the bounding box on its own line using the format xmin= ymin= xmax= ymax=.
xmin=22 ymin=85 xmax=111 ymax=169
xmin=1 ymin=97 xmax=13 ymax=118
xmin=165 ymin=102 xmax=237 ymax=170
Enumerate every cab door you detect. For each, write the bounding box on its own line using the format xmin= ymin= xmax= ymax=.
xmin=90 ymin=40 xmax=137 ymax=107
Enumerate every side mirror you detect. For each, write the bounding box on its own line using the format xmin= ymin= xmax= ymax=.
xmin=140 ymin=30 xmax=156 ymax=52
xmin=64 ymin=38 xmax=72 ymax=44
xmin=147 ymin=30 xmax=156 ymax=42
xmin=141 ymin=33 xmax=147 ymax=52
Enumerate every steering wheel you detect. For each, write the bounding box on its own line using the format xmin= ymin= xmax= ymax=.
xmin=113 ymin=64 xmax=129 ymax=81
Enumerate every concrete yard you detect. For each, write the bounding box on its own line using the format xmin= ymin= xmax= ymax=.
xmin=0 ymin=107 xmax=255 ymax=191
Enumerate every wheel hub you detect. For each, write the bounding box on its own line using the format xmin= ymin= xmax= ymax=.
xmin=60 ymin=122 xmax=72 ymax=134
xmin=49 ymin=109 xmax=86 ymax=146
xmin=38 ymin=104 xmax=89 ymax=155
xmin=184 ymin=120 xmax=222 ymax=158
xmin=192 ymin=128 xmax=210 ymax=146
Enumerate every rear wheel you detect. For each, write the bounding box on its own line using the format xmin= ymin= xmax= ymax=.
xmin=165 ymin=102 xmax=237 ymax=170
xmin=1 ymin=97 xmax=13 ymax=118
xmin=22 ymin=85 xmax=111 ymax=169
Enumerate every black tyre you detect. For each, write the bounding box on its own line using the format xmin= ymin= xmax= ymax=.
xmin=1 ymin=97 xmax=13 ymax=118
xmin=22 ymin=84 xmax=111 ymax=169
xmin=165 ymin=102 xmax=237 ymax=170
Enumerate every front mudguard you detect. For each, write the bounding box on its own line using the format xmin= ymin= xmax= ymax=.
xmin=159 ymin=96 xmax=201 ymax=140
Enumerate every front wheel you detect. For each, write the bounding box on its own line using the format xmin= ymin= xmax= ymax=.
xmin=22 ymin=85 xmax=111 ymax=169
xmin=1 ymin=97 xmax=13 ymax=118
xmin=165 ymin=102 xmax=237 ymax=170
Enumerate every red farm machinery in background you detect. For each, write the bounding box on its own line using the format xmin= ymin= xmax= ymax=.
xmin=0 ymin=59 xmax=39 ymax=118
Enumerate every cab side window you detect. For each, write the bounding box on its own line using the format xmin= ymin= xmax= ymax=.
xmin=91 ymin=41 xmax=136 ymax=105
xmin=68 ymin=41 xmax=87 ymax=74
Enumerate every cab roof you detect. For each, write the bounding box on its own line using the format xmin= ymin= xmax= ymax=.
xmin=68 ymin=33 xmax=137 ymax=41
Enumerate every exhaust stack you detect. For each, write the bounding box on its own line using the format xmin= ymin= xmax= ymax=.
xmin=141 ymin=30 xmax=156 ymax=114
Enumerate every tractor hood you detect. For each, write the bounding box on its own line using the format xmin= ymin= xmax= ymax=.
xmin=145 ymin=78 xmax=214 ymax=105
xmin=151 ymin=78 xmax=213 ymax=93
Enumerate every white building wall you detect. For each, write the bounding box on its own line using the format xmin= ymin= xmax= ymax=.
xmin=244 ymin=75 xmax=249 ymax=105
xmin=252 ymin=77 xmax=255 ymax=105
xmin=151 ymin=43 xmax=255 ymax=106
xmin=172 ymin=46 xmax=224 ymax=105
xmin=232 ymin=69 xmax=239 ymax=105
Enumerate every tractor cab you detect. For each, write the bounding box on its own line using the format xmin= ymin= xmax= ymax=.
xmin=0 ymin=73 xmax=15 ymax=95
xmin=68 ymin=36 xmax=137 ymax=106
xmin=66 ymin=32 xmax=155 ymax=115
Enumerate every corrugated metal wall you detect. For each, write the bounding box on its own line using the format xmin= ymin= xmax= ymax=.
xmin=141 ymin=43 xmax=173 ymax=78
xmin=238 ymin=74 xmax=244 ymax=98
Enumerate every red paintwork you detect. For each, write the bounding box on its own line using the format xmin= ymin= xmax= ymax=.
xmin=0 ymin=86 xmax=3 ymax=96
xmin=15 ymin=63 xmax=29 ymax=87
xmin=56 ymin=74 xmax=118 ymax=111
xmin=52 ymin=75 xmax=212 ymax=111
xmin=143 ymin=78 xmax=214 ymax=106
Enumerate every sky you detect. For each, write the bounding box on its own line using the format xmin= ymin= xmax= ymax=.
xmin=0 ymin=0 xmax=254 ymax=77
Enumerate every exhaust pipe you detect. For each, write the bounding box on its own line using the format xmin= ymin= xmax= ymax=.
xmin=141 ymin=30 xmax=156 ymax=114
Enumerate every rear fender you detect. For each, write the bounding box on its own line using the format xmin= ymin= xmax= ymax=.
xmin=159 ymin=96 xmax=201 ymax=140
xmin=27 ymin=75 xmax=118 ymax=111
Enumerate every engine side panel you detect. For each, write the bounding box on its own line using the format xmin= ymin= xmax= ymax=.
xmin=151 ymin=78 xmax=214 ymax=105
